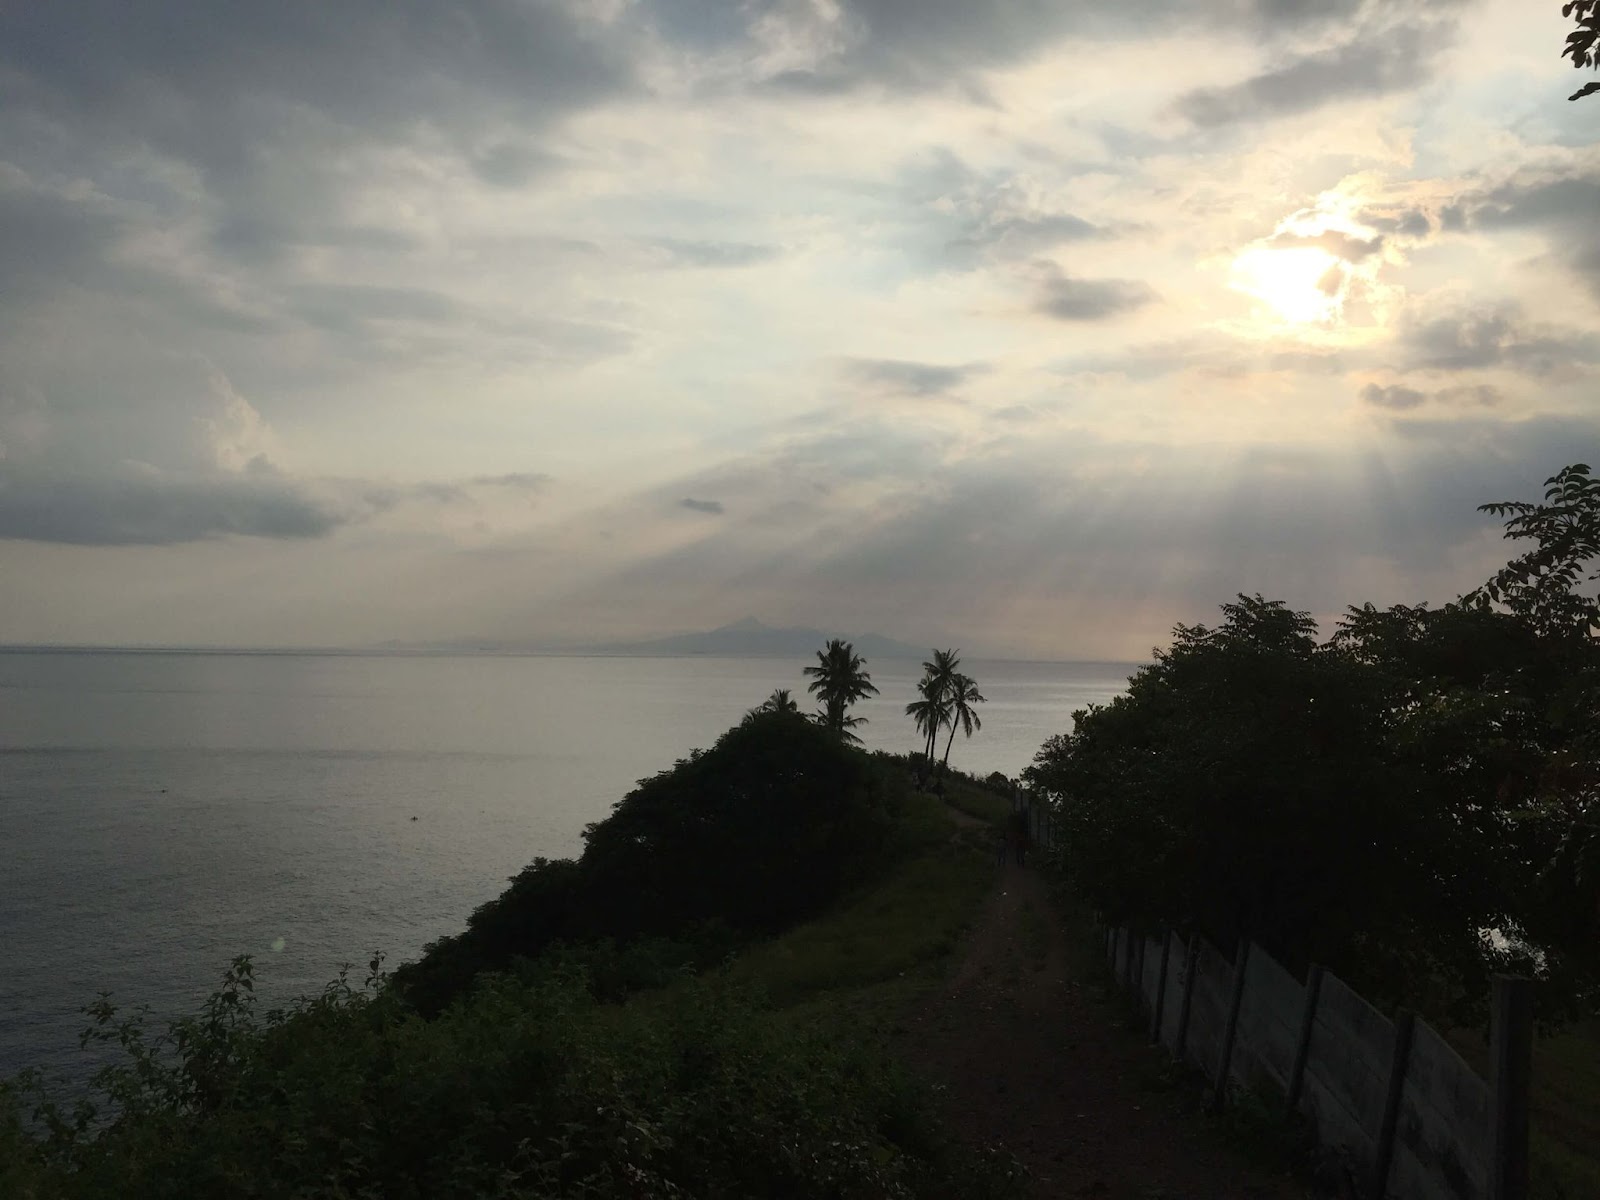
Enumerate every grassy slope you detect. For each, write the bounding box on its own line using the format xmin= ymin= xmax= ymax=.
xmin=1452 ymin=1022 xmax=1600 ymax=1199
xmin=721 ymin=783 xmax=997 ymax=1013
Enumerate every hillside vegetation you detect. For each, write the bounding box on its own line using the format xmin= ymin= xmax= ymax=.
xmin=1 ymin=716 xmax=1017 ymax=1199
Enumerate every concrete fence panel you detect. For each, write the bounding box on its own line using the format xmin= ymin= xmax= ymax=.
xmin=1158 ymin=937 xmax=1188 ymax=1048
xmin=1140 ymin=934 xmax=1164 ymax=1011
xmin=1385 ymin=1019 xmax=1491 ymax=1199
xmin=1181 ymin=938 xmax=1233 ymax=1075
xmin=1297 ymin=971 xmax=1395 ymax=1170
xmin=1228 ymin=943 xmax=1304 ymax=1095
xmin=1103 ymin=928 xmax=1523 ymax=1200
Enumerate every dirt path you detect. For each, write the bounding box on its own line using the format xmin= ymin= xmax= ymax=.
xmin=897 ymin=857 xmax=1315 ymax=1199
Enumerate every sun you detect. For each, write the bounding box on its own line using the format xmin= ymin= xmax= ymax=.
xmin=1230 ymin=245 xmax=1345 ymax=325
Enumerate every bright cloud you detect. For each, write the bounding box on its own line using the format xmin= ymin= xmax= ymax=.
xmin=0 ymin=0 xmax=1596 ymax=657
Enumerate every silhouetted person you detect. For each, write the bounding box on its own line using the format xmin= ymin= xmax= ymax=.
xmin=1007 ymin=807 xmax=1031 ymax=868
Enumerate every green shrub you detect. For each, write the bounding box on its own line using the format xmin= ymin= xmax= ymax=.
xmin=396 ymin=711 xmax=901 ymax=1014
xmin=2 ymin=956 xmax=1020 ymax=1199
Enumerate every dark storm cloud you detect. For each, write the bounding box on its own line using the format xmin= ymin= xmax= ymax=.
xmin=1395 ymin=304 xmax=1600 ymax=376
xmin=0 ymin=471 xmax=344 ymax=546
xmin=1177 ymin=18 xmax=1445 ymax=127
xmin=680 ymin=497 xmax=726 ymax=515
xmin=845 ymin=359 xmax=988 ymax=396
xmin=1035 ymin=272 xmax=1156 ymax=322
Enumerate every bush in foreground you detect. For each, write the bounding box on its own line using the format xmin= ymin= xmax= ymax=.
xmin=1 ymin=956 xmax=1020 ymax=1199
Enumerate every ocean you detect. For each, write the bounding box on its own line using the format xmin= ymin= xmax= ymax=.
xmin=0 ymin=650 xmax=1134 ymax=1085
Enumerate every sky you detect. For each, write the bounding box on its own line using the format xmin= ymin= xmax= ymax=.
xmin=1 ymin=0 xmax=1597 ymax=659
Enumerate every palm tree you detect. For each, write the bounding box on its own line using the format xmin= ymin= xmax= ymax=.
xmin=911 ymin=649 xmax=961 ymax=767
xmin=905 ymin=679 xmax=945 ymax=769
xmin=803 ymin=639 xmax=878 ymax=741
xmin=939 ymin=672 xmax=986 ymax=769
xmin=744 ymin=687 xmax=800 ymax=723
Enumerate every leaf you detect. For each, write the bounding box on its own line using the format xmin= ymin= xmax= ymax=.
xmin=1570 ymin=81 xmax=1600 ymax=101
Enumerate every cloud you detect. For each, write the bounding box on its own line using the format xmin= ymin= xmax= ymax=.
xmin=844 ymin=358 xmax=988 ymax=396
xmin=1442 ymin=161 xmax=1600 ymax=301
xmin=891 ymin=150 xmax=1123 ymax=273
xmin=0 ymin=2 xmax=628 ymax=157
xmin=1176 ymin=17 xmax=1447 ymax=127
xmin=1360 ymin=381 xmax=1503 ymax=410
xmin=1035 ymin=270 xmax=1156 ymax=322
xmin=1395 ymin=303 xmax=1600 ymax=376
xmin=647 ymin=239 xmax=783 ymax=269
xmin=1360 ymin=382 xmax=1426 ymax=410
xmin=743 ymin=0 xmax=1370 ymax=93
xmin=0 ymin=469 xmax=344 ymax=546
xmin=680 ymin=497 xmax=726 ymax=515
xmin=472 ymin=472 xmax=551 ymax=490
xmin=1270 ymin=228 xmax=1384 ymax=261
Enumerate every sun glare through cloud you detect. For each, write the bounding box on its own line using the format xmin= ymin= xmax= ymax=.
xmin=1231 ymin=245 xmax=1346 ymax=325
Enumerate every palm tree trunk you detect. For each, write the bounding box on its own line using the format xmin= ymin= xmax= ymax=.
xmin=942 ymin=721 xmax=957 ymax=769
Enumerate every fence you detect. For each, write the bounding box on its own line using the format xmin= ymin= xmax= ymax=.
xmin=1103 ymin=925 xmax=1533 ymax=1200
xmin=1012 ymin=791 xmax=1057 ymax=852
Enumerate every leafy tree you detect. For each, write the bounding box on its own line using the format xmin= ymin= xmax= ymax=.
xmin=396 ymin=711 xmax=896 ymax=1014
xmin=1564 ymin=1 xmax=1600 ymax=100
xmin=1027 ymin=465 xmax=1600 ymax=1022
xmin=939 ymin=673 xmax=986 ymax=770
xmin=804 ymin=638 xmax=879 ymax=741
xmin=1469 ymin=462 xmax=1600 ymax=638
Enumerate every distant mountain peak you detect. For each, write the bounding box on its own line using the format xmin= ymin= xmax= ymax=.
xmin=579 ymin=620 xmax=923 ymax=659
xmin=715 ymin=617 xmax=772 ymax=634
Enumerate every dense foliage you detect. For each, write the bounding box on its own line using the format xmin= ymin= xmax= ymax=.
xmin=1028 ymin=465 xmax=1600 ymax=1023
xmin=1 ymin=957 xmax=1016 ymax=1199
xmin=2 ymin=713 xmax=1019 ymax=1198
xmin=396 ymin=710 xmax=900 ymax=1014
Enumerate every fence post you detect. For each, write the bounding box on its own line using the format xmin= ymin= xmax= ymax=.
xmin=1285 ymin=964 xmax=1325 ymax=1117
xmin=1373 ymin=1009 xmax=1416 ymax=1199
xmin=1122 ymin=927 xmax=1137 ymax=990
xmin=1173 ymin=934 xmax=1200 ymax=1064
xmin=1150 ymin=929 xmax=1174 ymax=1045
xmin=1208 ymin=939 xmax=1252 ymax=1112
xmin=1488 ymin=976 xmax=1533 ymax=1200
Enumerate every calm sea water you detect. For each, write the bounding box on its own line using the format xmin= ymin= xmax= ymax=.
xmin=0 ymin=651 xmax=1133 ymax=1084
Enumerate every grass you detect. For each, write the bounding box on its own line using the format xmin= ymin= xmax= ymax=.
xmin=1452 ymin=1019 xmax=1600 ymax=1199
xmin=723 ymin=789 xmax=996 ymax=1011
xmin=940 ymin=775 xmax=1015 ymax=826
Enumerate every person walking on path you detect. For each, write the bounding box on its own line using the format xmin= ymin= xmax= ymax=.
xmin=1004 ymin=807 xmax=1031 ymax=868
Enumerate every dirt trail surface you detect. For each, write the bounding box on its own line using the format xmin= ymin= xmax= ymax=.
xmin=897 ymin=853 xmax=1315 ymax=1199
